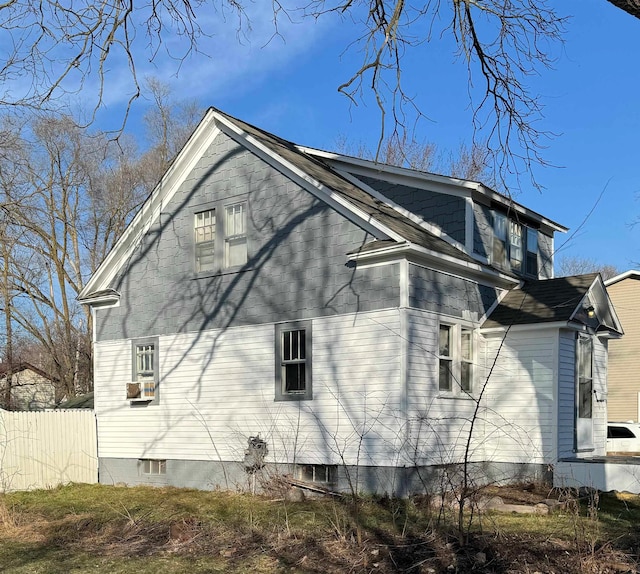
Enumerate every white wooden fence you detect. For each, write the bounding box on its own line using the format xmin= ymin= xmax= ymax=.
xmin=0 ymin=409 xmax=97 ymax=491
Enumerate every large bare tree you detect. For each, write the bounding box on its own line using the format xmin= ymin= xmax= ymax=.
xmin=0 ymin=2 xmax=635 ymax=186
xmin=0 ymin=85 xmax=201 ymax=397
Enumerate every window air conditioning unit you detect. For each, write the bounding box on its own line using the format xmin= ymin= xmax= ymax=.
xmin=126 ymin=382 xmax=155 ymax=401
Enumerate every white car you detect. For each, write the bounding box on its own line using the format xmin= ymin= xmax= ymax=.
xmin=607 ymin=422 xmax=640 ymax=454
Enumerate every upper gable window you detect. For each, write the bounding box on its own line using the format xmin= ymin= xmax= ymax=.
xmin=525 ymin=227 xmax=538 ymax=276
xmin=195 ymin=209 xmax=216 ymax=273
xmin=225 ymin=202 xmax=247 ymax=268
xmin=493 ymin=213 xmax=507 ymax=267
xmin=492 ymin=210 xmax=539 ymax=277
xmin=193 ymin=197 xmax=249 ymax=274
xmin=509 ymin=221 xmax=523 ymax=271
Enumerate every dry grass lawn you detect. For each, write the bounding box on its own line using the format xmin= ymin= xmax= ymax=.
xmin=0 ymin=483 xmax=638 ymax=573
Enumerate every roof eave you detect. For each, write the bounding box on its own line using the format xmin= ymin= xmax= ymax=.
xmin=605 ymin=269 xmax=640 ymax=286
xmin=301 ymin=146 xmax=568 ymax=233
xmin=348 ymin=242 xmax=519 ymax=288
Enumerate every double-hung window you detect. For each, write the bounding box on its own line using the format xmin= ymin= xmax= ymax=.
xmin=493 ymin=212 xmax=507 ymax=267
xmin=194 ymin=199 xmax=248 ymax=273
xmin=509 ymin=220 xmax=523 ymax=271
xmin=195 ymin=209 xmax=216 ymax=272
xmin=438 ymin=323 xmax=474 ymax=394
xmin=525 ymin=227 xmax=539 ymax=276
xmin=492 ymin=210 xmax=541 ymax=277
xmin=225 ymin=202 xmax=247 ymax=267
xmin=128 ymin=337 xmax=159 ymax=402
xmin=275 ymin=322 xmax=312 ymax=401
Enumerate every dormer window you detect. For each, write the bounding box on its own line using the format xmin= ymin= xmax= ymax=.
xmin=509 ymin=221 xmax=523 ymax=271
xmin=492 ymin=210 xmax=539 ymax=277
xmin=525 ymin=227 xmax=538 ymax=276
xmin=493 ymin=212 xmax=507 ymax=266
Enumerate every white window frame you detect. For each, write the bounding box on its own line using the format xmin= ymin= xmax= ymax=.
xmin=492 ymin=212 xmax=508 ymax=267
xmin=224 ymin=201 xmax=248 ymax=268
xmin=492 ymin=211 xmax=541 ymax=278
xmin=509 ymin=220 xmax=523 ymax=271
xmin=194 ymin=208 xmax=216 ymax=273
xmin=438 ymin=322 xmax=475 ymax=396
xmin=577 ymin=334 xmax=593 ymax=420
xmin=140 ymin=459 xmax=166 ymax=475
xmin=128 ymin=337 xmax=159 ymax=403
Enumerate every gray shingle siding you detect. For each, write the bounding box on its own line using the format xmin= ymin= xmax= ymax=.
xmin=473 ymin=203 xmax=492 ymax=259
xmin=408 ymin=264 xmax=499 ymax=319
xmin=356 ymin=175 xmax=466 ymax=244
xmin=96 ymin=133 xmax=400 ymax=341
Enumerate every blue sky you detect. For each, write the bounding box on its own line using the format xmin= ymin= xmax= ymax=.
xmin=89 ymin=1 xmax=640 ymax=272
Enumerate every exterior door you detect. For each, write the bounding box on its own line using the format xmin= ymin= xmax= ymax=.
xmin=576 ymin=334 xmax=594 ymax=451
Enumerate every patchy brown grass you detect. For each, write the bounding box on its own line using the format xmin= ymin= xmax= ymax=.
xmin=0 ymin=483 xmax=638 ymax=573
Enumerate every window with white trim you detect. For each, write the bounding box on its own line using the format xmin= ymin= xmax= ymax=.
xmin=577 ymin=335 xmax=593 ymax=419
xmin=275 ymin=322 xmax=312 ymax=401
xmin=127 ymin=337 xmax=159 ymax=402
xmin=140 ymin=459 xmax=166 ymax=475
xmin=492 ymin=211 xmax=540 ymax=277
xmin=509 ymin=220 xmax=523 ymax=271
xmin=493 ymin=212 xmax=507 ymax=267
xmin=225 ymin=202 xmax=247 ymax=268
xmin=195 ymin=209 xmax=216 ymax=272
xmin=438 ymin=323 xmax=474 ymax=394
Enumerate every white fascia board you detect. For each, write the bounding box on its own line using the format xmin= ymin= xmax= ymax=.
xmin=605 ymin=269 xmax=640 ymax=286
xmin=79 ymin=111 xmax=222 ymax=300
xmin=474 ymin=188 xmax=568 ymax=233
xmin=336 ymin=168 xmax=467 ymax=251
xmin=213 ymin=114 xmax=402 ymax=243
xmin=580 ymin=279 xmax=624 ymax=335
xmin=79 ymin=293 xmax=121 ymax=307
xmin=349 ymin=242 xmax=519 ymax=289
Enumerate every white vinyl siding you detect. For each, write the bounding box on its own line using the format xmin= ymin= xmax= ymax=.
xmin=557 ymin=330 xmax=575 ymax=458
xmin=591 ymin=336 xmax=608 ymax=456
xmin=557 ymin=331 xmax=608 ymax=459
xmin=93 ymin=309 xmax=403 ymax=467
xmin=405 ymin=309 xmax=481 ymax=466
xmin=480 ymin=328 xmax=558 ymax=465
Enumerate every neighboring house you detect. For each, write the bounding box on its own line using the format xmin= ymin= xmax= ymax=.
xmin=604 ymin=270 xmax=640 ymax=422
xmin=78 ymin=108 xmax=623 ymax=495
xmin=0 ymin=362 xmax=58 ymax=411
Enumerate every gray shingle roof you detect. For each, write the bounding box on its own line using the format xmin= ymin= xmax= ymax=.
xmin=483 ymin=274 xmax=598 ymax=328
xmin=213 ymin=108 xmax=482 ymax=266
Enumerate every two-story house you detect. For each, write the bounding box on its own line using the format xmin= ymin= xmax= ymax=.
xmin=79 ymin=108 xmax=622 ymax=495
